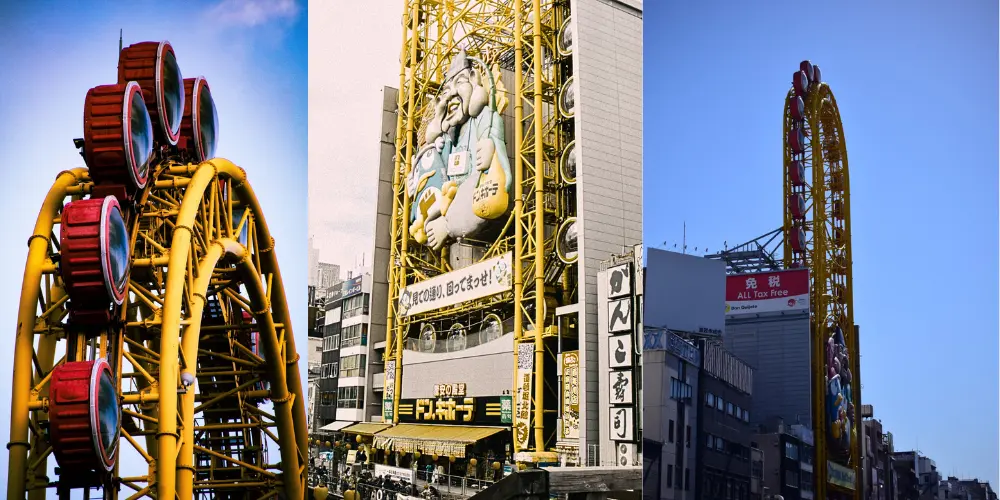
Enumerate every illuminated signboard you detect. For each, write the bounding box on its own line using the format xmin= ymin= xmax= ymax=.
xmin=827 ymin=460 xmax=856 ymax=490
xmin=725 ymin=269 xmax=809 ymax=316
xmin=397 ymin=396 xmax=513 ymax=426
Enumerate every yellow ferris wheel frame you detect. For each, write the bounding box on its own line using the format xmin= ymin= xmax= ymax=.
xmin=8 ymin=160 xmax=308 ymax=499
xmin=385 ymin=0 xmax=573 ymax=455
xmin=781 ymin=73 xmax=862 ymax=500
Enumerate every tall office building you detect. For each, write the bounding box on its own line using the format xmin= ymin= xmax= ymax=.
xmin=340 ymin=0 xmax=644 ymax=474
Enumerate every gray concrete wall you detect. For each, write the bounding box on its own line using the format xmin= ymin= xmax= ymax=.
xmin=643 ymin=349 xmax=698 ymax=499
xmin=365 ymin=86 xmax=398 ymax=422
xmin=645 ymin=249 xmax=727 ymax=335
xmin=572 ymin=0 xmax=643 ymax=459
xmin=399 ymin=333 xmax=515 ymax=399
xmin=725 ymin=313 xmax=813 ymax=428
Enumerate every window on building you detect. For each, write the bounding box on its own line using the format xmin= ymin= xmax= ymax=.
xmin=322 ymin=363 xmax=332 ymax=377
xmin=337 ymin=386 xmax=364 ymax=409
xmin=342 ymin=294 xmax=369 ymax=319
xmin=670 ymin=377 xmax=693 ymax=401
xmin=706 ymin=433 xmax=714 ymax=448
xmin=801 ymin=445 xmax=814 ymax=465
xmin=743 ymin=409 xmax=750 ymax=422
xmin=706 ymin=393 xmax=715 ymax=407
xmin=668 ymin=420 xmax=674 ymax=443
xmin=715 ymin=437 xmax=725 ymax=451
xmin=726 ymin=479 xmax=733 ymax=499
xmin=785 ymin=469 xmax=799 ymax=488
xmin=323 ymin=334 xmax=340 ymax=351
xmin=727 ymin=402 xmax=735 ymax=416
xmin=785 ymin=441 xmax=799 ymax=461
xmin=716 ymin=397 xmax=724 ymax=411
xmin=666 ymin=464 xmax=673 ymax=488
xmin=340 ymin=354 xmax=367 ymax=378
xmin=331 ymin=361 xmax=338 ymax=378
xmin=686 ymin=425 xmax=691 ymax=448
xmin=684 ymin=468 xmax=690 ymax=491
xmin=340 ymin=323 xmax=368 ymax=348
xmin=801 ymin=470 xmax=813 ymax=493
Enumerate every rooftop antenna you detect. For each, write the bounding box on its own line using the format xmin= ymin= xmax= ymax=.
xmin=119 ymin=29 xmax=123 ymax=52
xmin=683 ymin=221 xmax=687 ymax=254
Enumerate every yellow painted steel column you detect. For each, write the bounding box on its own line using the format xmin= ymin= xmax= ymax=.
xmin=383 ymin=7 xmax=408 ymax=424
xmin=27 ymin=290 xmax=60 ymax=500
xmin=157 ymin=160 xmax=305 ymax=499
xmin=8 ymin=168 xmax=86 ymax=499
xmin=156 ymin=171 xmax=204 ymax=498
xmin=223 ymin=160 xmax=308 ymax=497
xmin=238 ymin=250 xmax=303 ymax=500
xmin=27 ymin=328 xmax=58 ymax=500
xmin=511 ymin=0 xmax=525 ymax=455
xmin=394 ymin=0 xmax=421 ymax=425
xmin=177 ymin=239 xmax=242 ymax=499
xmin=781 ymin=94 xmax=793 ymax=268
xmin=809 ymin=89 xmax=828 ymax=500
xmin=531 ymin=0 xmax=546 ymax=453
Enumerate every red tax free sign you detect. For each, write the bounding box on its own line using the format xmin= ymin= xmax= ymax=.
xmin=725 ymin=269 xmax=809 ymax=315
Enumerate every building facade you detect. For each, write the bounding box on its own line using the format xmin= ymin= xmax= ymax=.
xmin=753 ymin=424 xmax=816 ymax=500
xmin=695 ymin=340 xmax=754 ymax=500
xmin=861 ymin=408 xmax=895 ymax=500
xmin=642 ymin=329 xmax=700 ymax=500
xmin=892 ymin=451 xmax=940 ymax=500
xmin=316 ymin=282 xmax=344 ymax=430
xmin=369 ymin=0 xmax=644 ymax=473
xmin=750 ymin=446 xmax=764 ymax=500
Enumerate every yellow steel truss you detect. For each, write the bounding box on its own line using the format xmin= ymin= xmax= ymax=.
xmin=7 ymin=159 xmax=307 ymax=499
xmin=385 ymin=0 xmax=572 ymax=455
xmin=782 ymin=82 xmax=860 ymax=500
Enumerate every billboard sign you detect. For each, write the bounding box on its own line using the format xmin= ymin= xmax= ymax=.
xmin=561 ymin=351 xmax=580 ymax=440
xmin=514 ymin=342 xmax=533 ymax=450
xmin=342 ymin=276 xmax=364 ymax=298
xmin=725 ymin=269 xmax=809 ymax=316
xmin=374 ymin=464 xmax=416 ymax=484
xmin=827 ymin=460 xmax=856 ymax=490
xmin=398 ymin=252 xmax=513 ymax=317
xmin=396 ymin=396 xmax=513 ymax=426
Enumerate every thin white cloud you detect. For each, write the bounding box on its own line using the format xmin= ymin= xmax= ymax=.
xmin=206 ymin=0 xmax=300 ymax=27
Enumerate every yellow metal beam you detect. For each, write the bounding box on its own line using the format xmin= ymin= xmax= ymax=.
xmin=8 ymin=168 xmax=88 ymax=499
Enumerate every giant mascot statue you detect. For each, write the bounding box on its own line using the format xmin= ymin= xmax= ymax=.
xmin=407 ymin=48 xmax=513 ymax=251
xmin=826 ymin=326 xmax=856 ymax=456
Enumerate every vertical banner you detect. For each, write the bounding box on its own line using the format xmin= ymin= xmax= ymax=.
xmin=383 ymin=359 xmax=396 ymax=421
xmin=514 ymin=342 xmax=534 ymax=450
xmin=604 ymin=261 xmax=638 ymax=445
xmin=632 ymin=244 xmax=644 ymax=297
xmin=561 ymin=351 xmax=580 ymax=440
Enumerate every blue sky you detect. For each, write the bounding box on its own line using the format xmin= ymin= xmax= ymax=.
xmin=645 ymin=0 xmax=998 ymax=485
xmin=0 ymin=0 xmax=306 ymax=489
